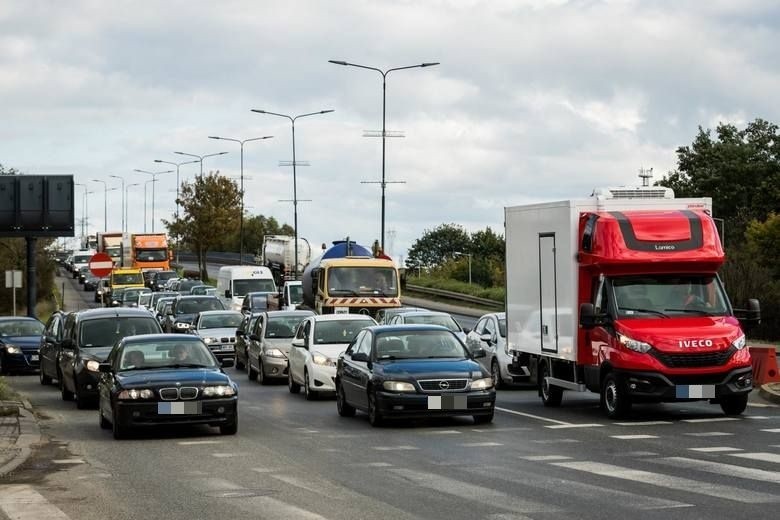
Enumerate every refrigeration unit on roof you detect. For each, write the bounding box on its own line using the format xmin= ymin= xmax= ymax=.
xmin=591 ymin=186 xmax=675 ymax=200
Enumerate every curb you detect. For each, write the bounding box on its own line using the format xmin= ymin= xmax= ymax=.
xmin=0 ymin=399 xmax=42 ymax=478
xmin=759 ymin=383 xmax=780 ymax=405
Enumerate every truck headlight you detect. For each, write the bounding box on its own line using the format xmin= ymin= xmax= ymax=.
xmin=731 ymin=334 xmax=746 ymax=350
xmin=617 ymin=333 xmax=652 ymax=353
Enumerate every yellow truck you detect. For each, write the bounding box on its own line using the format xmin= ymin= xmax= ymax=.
xmin=109 ymin=267 xmax=145 ymax=298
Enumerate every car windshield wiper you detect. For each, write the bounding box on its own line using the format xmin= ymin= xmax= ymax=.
xmin=164 ymin=363 xmax=209 ymax=369
xmin=620 ymin=307 xmax=669 ymax=318
xmin=664 ymin=308 xmax=716 ymax=316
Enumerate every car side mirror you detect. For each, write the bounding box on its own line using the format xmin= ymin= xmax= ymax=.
xmin=221 ymin=358 xmax=235 ymax=368
xmin=235 ymin=330 xmax=244 ymax=337
xmin=351 ymin=352 xmax=369 ymax=363
xmin=472 ymin=348 xmax=487 ymax=359
xmin=98 ymin=363 xmax=112 ymax=373
xmin=479 ymin=333 xmax=493 ymax=344
xmin=225 ymin=290 xmax=232 ymax=299
xmin=579 ymin=302 xmax=607 ymax=329
xmin=735 ymin=298 xmax=761 ymax=331
xmin=291 ymin=337 xmax=305 ymax=349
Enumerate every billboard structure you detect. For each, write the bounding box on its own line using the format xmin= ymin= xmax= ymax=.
xmin=0 ymin=175 xmax=75 ymax=237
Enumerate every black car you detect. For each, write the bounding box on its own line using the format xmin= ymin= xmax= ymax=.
xmin=107 ymin=287 xmax=127 ymax=307
xmin=0 ymin=317 xmax=45 ymax=374
xmin=58 ymin=308 xmax=163 ymax=408
xmin=335 ymin=324 xmax=496 ymax=426
xmin=98 ymin=334 xmax=238 ymax=439
xmin=240 ymin=291 xmax=273 ymax=315
xmin=39 ymin=310 xmax=69 ymax=385
xmin=176 ymin=279 xmax=203 ymax=295
xmin=163 ymin=295 xmax=225 ymax=333
xmin=77 ymin=266 xmax=91 ymax=284
xmin=149 ymin=270 xmax=178 ymax=292
xmin=234 ymin=312 xmax=262 ymax=370
xmin=84 ymin=274 xmax=100 ymax=291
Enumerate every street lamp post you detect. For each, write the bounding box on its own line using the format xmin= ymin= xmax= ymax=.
xmin=208 ymin=135 xmax=273 ymax=265
xmin=328 ymin=59 xmax=439 ymax=251
xmin=251 ymin=109 xmax=334 ymax=279
xmin=142 ymin=179 xmax=158 ymax=233
xmin=173 ymin=151 xmax=229 ymax=178
xmin=454 ymin=252 xmax=472 ymax=285
xmin=135 ymin=170 xmax=173 ymax=233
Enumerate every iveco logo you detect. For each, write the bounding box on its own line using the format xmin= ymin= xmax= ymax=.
xmin=439 ymin=381 xmax=450 ymax=390
xmin=678 ymin=339 xmax=714 ymax=348
xmin=654 ymin=244 xmax=677 ymax=251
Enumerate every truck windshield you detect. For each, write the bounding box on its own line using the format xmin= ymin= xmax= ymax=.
xmin=288 ymin=285 xmax=303 ymax=304
xmin=611 ymin=275 xmax=730 ymax=318
xmin=233 ymin=279 xmax=276 ymax=296
xmin=136 ymin=249 xmax=167 ymax=262
xmin=327 ymin=267 xmax=398 ymax=296
xmin=113 ymin=273 xmax=144 ymax=285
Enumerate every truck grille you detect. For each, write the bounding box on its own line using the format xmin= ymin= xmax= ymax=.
xmin=417 ymin=379 xmax=469 ymax=392
xmin=650 ymin=345 xmax=736 ymax=368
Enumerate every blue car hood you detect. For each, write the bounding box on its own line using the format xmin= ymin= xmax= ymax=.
xmin=117 ymin=368 xmax=230 ymax=387
xmin=376 ymin=358 xmax=484 ymax=378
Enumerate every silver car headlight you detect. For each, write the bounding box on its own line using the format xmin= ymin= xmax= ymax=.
xmin=117 ymin=388 xmax=155 ymax=400
xmin=312 ymin=353 xmax=336 ymax=367
xmin=731 ymin=334 xmax=746 ymax=350
xmin=203 ymin=337 xmax=216 ymax=344
xmin=202 ymin=385 xmax=236 ymax=397
xmin=265 ymin=348 xmax=285 ymax=358
xmin=383 ymin=381 xmax=416 ymax=392
xmin=470 ymin=377 xmax=494 ymax=390
xmin=5 ymin=345 xmax=22 ymax=355
xmin=85 ymin=360 xmax=101 ymax=372
xmin=617 ymin=332 xmax=652 ymax=353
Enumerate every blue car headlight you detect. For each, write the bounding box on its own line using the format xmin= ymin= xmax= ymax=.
xmin=5 ymin=345 xmax=22 ymax=355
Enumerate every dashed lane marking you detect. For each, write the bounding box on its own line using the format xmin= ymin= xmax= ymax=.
xmin=688 ymin=447 xmax=742 ymax=453
xmin=178 ymin=440 xmax=223 ymax=445
xmin=748 ymin=402 xmax=779 ymax=408
xmin=520 ymin=455 xmax=573 ymax=461
xmin=730 ymin=452 xmax=780 ymax=464
xmin=546 ymin=423 xmax=604 ymax=429
xmin=610 ymin=435 xmax=658 ymax=440
xmin=360 ymin=462 xmax=394 ymax=467
xmin=459 ymin=442 xmax=503 ymax=447
xmin=684 ymin=432 xmax=733 ymax=437
xmin=372 ymin=445 xmax=419 ymax=451
xmin=614 ymin=421 xmax=672 ymax=426
xmin=761 ymin=428 xmax=780 ymax=433
xmin=744 ymin=416 xmax=771 ymax=419
xmin=0 ymin=485 xmax=71 ymax=520
xmin=682 ymin=417 xmax=740 ymax=423
xmin=52 ymin=459 xmax=85 ymax=464
xmin=423 ymin=430 xmax=462 ymax=435
xmin=495 ymin=407 xmax=570 ymax=425
xmin=653 ymin=457 xmax=780 ymax=484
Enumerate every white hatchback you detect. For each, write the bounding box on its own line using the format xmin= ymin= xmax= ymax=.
xmin=287 ymin=314 xmax=377 ymax=400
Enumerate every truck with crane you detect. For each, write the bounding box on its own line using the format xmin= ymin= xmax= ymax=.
xmin=505 ymin=185 xmax=760 ymax=418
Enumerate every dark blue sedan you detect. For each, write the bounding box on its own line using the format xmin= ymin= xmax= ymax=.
xmin=98 ymin=334 xmax=238 ymax=439
xmin=335 ymin=324 xmax=496 ymax=426
xmin=0 ymin=317 xmax=45 ymax=374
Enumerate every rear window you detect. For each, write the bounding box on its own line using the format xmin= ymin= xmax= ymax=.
xmin=79 ymin=317 xmax=161 ymax=348
xmin=177 ymin=298 xmax=225 ymax=314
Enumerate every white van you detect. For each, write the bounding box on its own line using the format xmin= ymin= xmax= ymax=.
xmin=217 ymin=266 xmax=277 ymax=311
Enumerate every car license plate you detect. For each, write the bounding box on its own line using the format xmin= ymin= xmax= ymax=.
xmin=30 ymin=355 xmax=39 ymax=361
xmin=221 ymin=345 xmax=234 ymax=351
xmin=334 ymin=307 xmax=349 ymax=314
xmin=157 ymin=401 xmax=202 ymax=415
xmin=675 ymin=385 xmax=715 ymax=399
xmin=428 ymin=395 xmax=467 ymax=410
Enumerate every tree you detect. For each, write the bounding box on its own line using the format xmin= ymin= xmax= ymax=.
xmin=223 ymin=214 xmax=295 ymax=255
xmin=162 ymin=172 xmax=241 ymax=280
xmin=745 ymin=213 xmax=780 ymax=279
xmin=406 ymin=223 xmax=471 ymax=269
xmin=656 ymin=119 xmax=780 ymax=247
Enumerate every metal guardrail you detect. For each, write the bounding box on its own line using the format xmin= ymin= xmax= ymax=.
xmin=405 ymin=283 xmax=504 ymax=309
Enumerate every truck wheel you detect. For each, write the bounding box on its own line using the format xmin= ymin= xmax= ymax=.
xmin=719 ymin=394 xmax=748 ymax=416
xmin=601 ymin=373 xmax=632 ymax=419
xmin=539 ymin=361 xmax=562 ymax=407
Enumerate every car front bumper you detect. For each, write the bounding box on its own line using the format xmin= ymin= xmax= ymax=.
xmin=261 ymin=355 xmax=288 ymax=379
xmin=2 ymin=350 xmax=40 ymax=372
xmin=616 ymin=366 xmax=754 ymax=402
xmin=375 ymin=390 xmax=496 ymax=419
xmin=114 ymin=397 xmax=238 ymax=428
xmin=308 ymin=363 xmax=337 ymax=392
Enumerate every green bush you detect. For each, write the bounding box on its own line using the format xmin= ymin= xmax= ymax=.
xmin=406 ymin=276 xmax=505 ymax=303
xmin=0 ymin=377 xmax=17 ymax=402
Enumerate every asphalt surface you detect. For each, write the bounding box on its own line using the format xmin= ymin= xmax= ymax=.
xmin=2 ymin=273 xmax=780 ymax=520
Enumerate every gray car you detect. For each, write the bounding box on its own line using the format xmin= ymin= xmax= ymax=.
xmin=189 ymin=310 xmax=244 ymax=362
xmin=465 ymin=312 xmax=530 ymax=388
xmin=246 ymin=310 xmax=314 ymax=384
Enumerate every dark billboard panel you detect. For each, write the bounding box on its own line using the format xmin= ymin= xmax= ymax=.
xmin=0 ymin=175 xmax=74 ymax=237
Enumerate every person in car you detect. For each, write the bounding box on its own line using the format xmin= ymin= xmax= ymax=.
xmin=172 ymin=343 xmax=194 ymax=363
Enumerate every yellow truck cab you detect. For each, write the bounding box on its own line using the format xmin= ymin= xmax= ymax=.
xmin=110 ymin=268 xmax=145 ymax=292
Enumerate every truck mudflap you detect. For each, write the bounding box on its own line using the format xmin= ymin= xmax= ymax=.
xmin=614 ymin=366 xmax=753 ymax=402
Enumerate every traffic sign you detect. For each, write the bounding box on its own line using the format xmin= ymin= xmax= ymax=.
xmin=88 ymin=253 xmax=114 ymax=278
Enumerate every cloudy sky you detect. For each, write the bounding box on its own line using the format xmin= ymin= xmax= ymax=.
xmin=2 ymin=0 xmax=779 ymax=262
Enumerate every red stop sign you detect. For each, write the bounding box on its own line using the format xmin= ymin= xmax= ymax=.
xmin=89 ymin=252 xmax=114 ymax=278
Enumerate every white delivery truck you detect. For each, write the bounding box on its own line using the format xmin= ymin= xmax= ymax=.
xmin=506 ymin=186 xmax=758 ymax=418
xmin=217 ymin=265 xmax=277 ymax=311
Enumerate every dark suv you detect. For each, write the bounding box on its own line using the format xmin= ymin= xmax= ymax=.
xmin=163 ymin=295 xmax=225 ymax=333
xmin=57 ymin=308 xmax=163 ymax=408
xmin=149 ymin=270 xmax=178 ymax=291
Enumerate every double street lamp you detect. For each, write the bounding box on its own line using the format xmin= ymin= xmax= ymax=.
xmin=173 ymin=151 xmax=229 ymax=178
xmin=328 ymin=59 xmax=440 ymax=252
xmin=153 ymin=159 xmax=199 ymax=221
xmin=208 ymin=135 xmax=273 ymax=265
xmin=250 ymin=109 xmax=334 ymax=279
xmin=135 ymin=169 xmax=173 ymax=233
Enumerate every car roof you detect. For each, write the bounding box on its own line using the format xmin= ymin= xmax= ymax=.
xmin=73 ymin=308 xmax=159 ymax=320
xmin=197 ymin=310 xmax=242 ymax=316
xmin=364 ymin=324 xmax=452 ymax=334
xmin=0 ymin=316 xmax=42 ymax=323
xmin=396 ymin=310 xmax=452 ymax=318
xmin=478 ymin=312 xmax=505 ymax=319
xmin=120 ymin=333 xmax=204 ymax=346
xmin=176 ymin=295 xmax=219 ymax=300
xmin=263 ymin=310 xmax=315 ymax=317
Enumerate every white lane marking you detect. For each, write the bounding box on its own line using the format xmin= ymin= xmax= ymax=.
xmin=424 ymin=430 xmax=462 ymax=435
xmin=52 ymin=458 xmax=85 ymax=464
xmin=620 ymin=451 xmax=658 ymax=457
xmin=761 ymin=428 xmax=780 ymax=433
xmin=730 ymin=452 xmax=780 ymax=464
xmin=459 ymin=442 xmax=503 ymax=447
xmin=361 ymin=462 xmax=394 ymax=467
xmin=389 ymin=468 xmax=560 ymax=513
xmin=521 ymin=455 xmax=573 ymax=461
xmin=689 ymin=447 xmax=743 ymax=453
xmin=472 ymin=427 xmax=531 ymax=432
xmin=251 ymin=467 xmax=282 ymax=473
xmin=682 ymin=417 xmax=740 ymax=423
xmin=744 ymin=416 xmax=771 ymax=419
xmin=748 ymin=402 xmax=778 ymax=408
xmin=610 ymin=435 xmax=658 ymax=440
xmin=684 ymin=432 xmax=734 ymax=437
xmin=532 ymin=438 xmax=580 ymax=444
xmin=653 ymin=457 xmax=780 ymax=484
xmin=552 ymin=460 xmax=778 ymax=503
xmin=546 ymin=423 xmax=603 ymax=429
xmin=614 ymin=421 xmax=672 ymax=426
xmin=495 ymin=407 xmax=570 ymax=425
xmin=486 ymin=514 xmax=535 ymax=520
xmin=212 ymin=453 xmax=243 ymax=458
xmin=372 ymin=445 xmax=419 ymax=451
xmin=245 ymin=496 xmax=330 ymax=520
xmin=268 ymin=474 xmax=346 ymax=500
xmin=178 ymin=440 xmax=223 ymax=445
xmin=0 ymin=485 xmax=71 ymax=520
